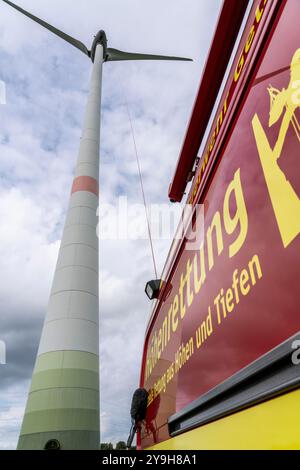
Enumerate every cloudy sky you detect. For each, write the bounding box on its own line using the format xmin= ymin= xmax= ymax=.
xmin=0 ymin=0 xmax=222 ymax=448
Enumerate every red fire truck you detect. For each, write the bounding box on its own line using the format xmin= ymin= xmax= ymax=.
xmin=138 ymin=0 xmax=300 ymax=449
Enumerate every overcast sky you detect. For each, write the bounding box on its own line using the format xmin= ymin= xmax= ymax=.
xmin=0 ymin=0 xmax=222 ymax=448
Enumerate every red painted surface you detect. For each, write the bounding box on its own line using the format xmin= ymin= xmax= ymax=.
xmin=168 ymin=0 xmax=249 ymax=203
xmin=140 ymin=0 xmax=300 ymax=447
xmin=71 ymin=175 xmax=99 ymax=196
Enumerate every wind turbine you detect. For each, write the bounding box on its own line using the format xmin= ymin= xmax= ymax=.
xmin=2 ymin=0 xmax=192 ymax=450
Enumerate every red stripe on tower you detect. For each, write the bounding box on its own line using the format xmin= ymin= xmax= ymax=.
xmin=71 ymin=176 xmax=99 ymax=196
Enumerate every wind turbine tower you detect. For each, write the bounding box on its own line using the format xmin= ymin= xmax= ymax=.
xmin=2 ymin=0 xmax=191 ymax=450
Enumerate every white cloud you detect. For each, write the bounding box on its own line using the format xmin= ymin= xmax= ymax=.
xmin=0 ymin=188 xmax=59 ymax=312
xmin=0 ymin=383 xmax=28 ymax=450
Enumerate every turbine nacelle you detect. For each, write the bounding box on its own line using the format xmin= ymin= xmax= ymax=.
xmin=90 ymin=30 xmax=108 ymax=62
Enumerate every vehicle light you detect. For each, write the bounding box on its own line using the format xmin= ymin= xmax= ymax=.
xmin=145 ymin=280 xmax=162 ymax=300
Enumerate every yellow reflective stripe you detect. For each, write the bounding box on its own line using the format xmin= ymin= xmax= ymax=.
xmin=147 ymin=389 xmax=300 ymax=450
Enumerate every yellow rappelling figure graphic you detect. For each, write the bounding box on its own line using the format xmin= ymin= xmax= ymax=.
xmin=252 ymin=48 xmax=300 ymax=248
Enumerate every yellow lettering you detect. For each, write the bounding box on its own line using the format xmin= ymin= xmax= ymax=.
xmin=223 ymin=169 xmax=248 ymax=258
xmin=248 ymin=254 xmax=263 ymax=285
xmin=209 ymin=131 xmax=216 ymax=152
xmin=157 ymin=328 xmax=162 ymax=359
xmin=186 ymin=259 xmax=194 ymax=307
xmin=255 ymin=5 xmax=264 ymax=23
xmin=179 ymin=272 xmax=187 ymax=319
xmin=240 ymin=269 xmax=250 ymax=295
xmin=172 ymin=295 xmax=179 ymax=332
xmin=245 ymin=25 xmax=255 ymax=54
xmin=225 ymin=287 xmax=234 ymax=312
xmin=234 ymin=53 xmax=245 ymax=82
xmin=193 ymin=245 xmax=206 ymax=294
xmin=207 ymin=211 xmax=224 ymax=270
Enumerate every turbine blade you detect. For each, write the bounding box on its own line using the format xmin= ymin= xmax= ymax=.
xmin=2 ymin=0 xmax=90 ymax=57
xmin=106 ymin=48 xmax=192 ymax=62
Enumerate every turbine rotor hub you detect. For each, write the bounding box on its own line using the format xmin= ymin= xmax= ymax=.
xmin=90 ymin=30 xmax=108 ymax=62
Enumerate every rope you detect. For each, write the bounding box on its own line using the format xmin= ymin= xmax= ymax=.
xmin=125 ymin=102 xmax=158 ymax=279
